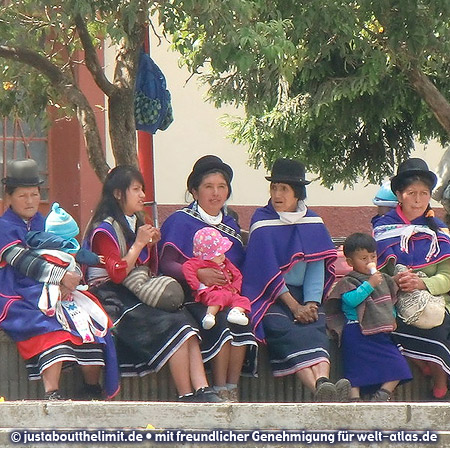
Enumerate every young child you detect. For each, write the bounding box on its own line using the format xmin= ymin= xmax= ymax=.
xmin=26 ymin=202 xmax=103 ymax=268
xmin=325 ymin=233 xmax=412 ymax=401
xmin=371 ymin=180 xmax=398 ymax=224
xmin=182 ymin=227 xmax=251 ymax=330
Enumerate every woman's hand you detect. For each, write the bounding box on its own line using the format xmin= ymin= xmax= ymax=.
xmin=292 ymin=302 xmax=319 ymax=324
xmin=135 ymin=224 xmax=158 ymax=248
xmin=197 ymin=267 xmax=227 ymax=286
xmin=61 ymin=270 xmax=81 ymax=292
xmin=148 ymin=227 xmax=161 ymax=246
xmin=396 ymin=270 xmax=427 ymax=292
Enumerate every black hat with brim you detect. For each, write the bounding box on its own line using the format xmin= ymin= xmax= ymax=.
xmin=265 ymin=158 xmax=311 ymax=186
xmin=391 ymin=158 xmax=437 ymax=193
xmin=1 ymin=159 xmax=44 ymax=187
xmin=187 ymin=155 xmax=233 ymax=191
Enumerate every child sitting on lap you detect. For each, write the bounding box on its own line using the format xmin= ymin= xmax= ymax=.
xmin=182 ymin=227 xmax=251 ymax=330
xmin=325 ymin=233 xmax=412 ymax=401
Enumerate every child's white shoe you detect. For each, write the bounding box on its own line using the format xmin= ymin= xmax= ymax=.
xmin=202 ymin=313 xmax=216 ymax=330
xmin=227 ymin=308 xmax=249 ymax=326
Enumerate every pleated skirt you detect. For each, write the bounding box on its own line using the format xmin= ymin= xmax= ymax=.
xmin=262 ymin=300 xmax=330 ymax=377
xmin=185 ymin=300 xmax=258 ymax=376
xmin=391 ymin=311 xmax=450 ymax=375
xmin=342 ymin=322 xmax=412 ymax=392
xmin=90 ymin=281 xmax=200 ymax=377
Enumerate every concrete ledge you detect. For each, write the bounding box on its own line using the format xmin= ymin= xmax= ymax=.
xmin=0 ymin=401 xmax=449 ymax=430
xmin=0 ymin=402 xmax=449 ymax=448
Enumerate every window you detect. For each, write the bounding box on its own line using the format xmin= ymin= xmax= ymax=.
xmin=0 ymin=117 xmax=48 ymax=200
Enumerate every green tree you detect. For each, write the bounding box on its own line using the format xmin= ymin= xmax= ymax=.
xmin=159 ymin=0 xmax=450 ymax=194
xmin=0 ymin=0 xmax=154 ymax=181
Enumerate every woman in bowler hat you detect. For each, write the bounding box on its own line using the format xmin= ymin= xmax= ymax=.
xmin=159 ymin=155 xmax=258 ymax=402
xmin=0 ymin=159 xmax=119 ymax=400
xmin=373 ymin=157 xmax=450 ymax=400
xmin=242 ymin=158 xmax=351 ymax=402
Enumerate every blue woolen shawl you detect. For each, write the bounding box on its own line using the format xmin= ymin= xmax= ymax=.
xmin=373 ymin=208 xmax=450 ymax=269
xmin=0 ymin=208 xmax=120 ymax=398
xmin=242 ymin=201 xmax=337 ymax=342
xmin=158 ymin=203 xmax=245 ymax=269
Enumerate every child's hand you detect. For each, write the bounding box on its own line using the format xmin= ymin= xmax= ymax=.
xmin=98 ymin=255 xmax=106 ymax=265
xmin=368 ymin=271 xmax=383 ymax=287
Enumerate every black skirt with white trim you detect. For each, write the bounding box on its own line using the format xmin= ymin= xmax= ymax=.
xmin=26 ymin=342 xmax=105 ymax=379
xmin=391 ymin=311 xmax=450 ymax=374
xmin=89 ymin=281 xmax=201 ymax=377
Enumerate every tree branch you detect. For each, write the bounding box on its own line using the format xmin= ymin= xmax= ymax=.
xmin=407 ymin=67 xmax=450 ymax=136
xmin=74 ymin=13 xmax=115 ymax=96
xmin=0 ymin=44 xmax=110 ymax=181
xmin=0 ymin=45 xmax=64 ymax=85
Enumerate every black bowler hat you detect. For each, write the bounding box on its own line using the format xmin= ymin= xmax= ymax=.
xmin=187 ymin=155 xmax=233 ymax=191
xmin=391 ymin=158 xmax=437 ymax=193
xmin=1 ymin=159 xmax=44 ymax=187
xmin=265 ymin=158 xmax=311 ymax=186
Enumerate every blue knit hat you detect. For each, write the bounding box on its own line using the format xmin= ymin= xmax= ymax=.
xmin=45 ymin=203 xmax=80 ymax=251
xmin=373 ymin=181 xmax=398 ymax=208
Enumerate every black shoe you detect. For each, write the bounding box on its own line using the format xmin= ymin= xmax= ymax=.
xmin=314 ymin=377 xmax=337 ymax=402
xmin=44 ymin=390 xmax=65 ymax=401
xmin=193 ymin=387 xmax=224 ymax=403
xmin=178 ymin=393 xmax=195 ymax=402
xmin=79 ymin=383 xmax=104 ymax=401
xmin=335 ymin=378 xmax=351 ymax=402
xmin=371 ymin=388 xmax=391 ymax=402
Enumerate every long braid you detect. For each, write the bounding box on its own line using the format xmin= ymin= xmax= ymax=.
xmin=424 ymin=205 xmax=439 ymax=232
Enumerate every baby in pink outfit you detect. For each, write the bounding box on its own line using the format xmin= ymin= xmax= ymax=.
xmin=182 ymin=227 xmax=251 ymax=330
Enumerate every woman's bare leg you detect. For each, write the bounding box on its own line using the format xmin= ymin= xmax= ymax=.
xmin=42 ymin=362 xmax=63 ymax=393
xmin=80 ymin=365 xmax=102 ymax=385
xmin=168 ymin=336 xmax=209 ymax=396
xmin=226 ymin=344 xmax=246 ymax=385
xmin=210 ymin=340 xmax=231 ymax=387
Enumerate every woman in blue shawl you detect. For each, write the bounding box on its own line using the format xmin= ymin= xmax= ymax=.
xmin=373 ymin=158 xmax=450 ymax=401
xmin=242 ymin=158 xmax=349 ymax=402
xmin=159 ymin=155 xmax=257 ymax=402
xmin=0 ymin=159 xmax=119 ymax=401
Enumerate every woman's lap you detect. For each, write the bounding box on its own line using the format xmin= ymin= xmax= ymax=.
xmin=391 ymin=312 xmax=450 ymax=374
xmin=262 ymin=301 xmax=330 ymax=377
xmin=185 ymin=300 xmax=258 ymax=375
xmin=90 ymin=281 xmax=200 ymax=375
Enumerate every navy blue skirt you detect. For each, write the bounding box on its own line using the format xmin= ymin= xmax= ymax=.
xmin=391 ymin=312 xmax=450 ymax=375
xmin=342 ymin=322 xmax=412 ymax=392
xmin=262 ymin=299 xmax=330 ymax=377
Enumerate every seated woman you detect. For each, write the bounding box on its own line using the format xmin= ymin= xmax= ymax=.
xmin=159 ymin=155 xmax=258 ymax=402
xmin=0 ymin=159 xmax=119 ymax=400
xmin=242 ymin=158 xmax=350 ymax=402
xmin=84 ymin=165 xmax=221 ymax=402
xmin=373 ymin=158 xmax=450 ymax=401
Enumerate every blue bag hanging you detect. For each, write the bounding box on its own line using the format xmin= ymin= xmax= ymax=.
xmin=134 ymin=51 xmax=174 ymax=134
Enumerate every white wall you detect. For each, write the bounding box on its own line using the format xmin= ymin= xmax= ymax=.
xmin=105 ymin=37 xmax=446 ymax=207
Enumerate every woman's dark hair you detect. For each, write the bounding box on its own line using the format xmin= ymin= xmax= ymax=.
xmin=4 ymin=185 xmax=17 ymax=196
xmin=291 ymin=183 xmax=306 ymax=201
xmin=187 ymin=169 xmax=232 ymax=200
xmin=395 ymin=174 xmax=438 ymax=232
xmin=270 ymin=182 xmax=306 ymax=201
xmin=343 ymin=233 xmax=377 ymax=258
xmin=4 ymin=185 xmax=40 ymax=196
xmin=86 ymin=165 xmax=145 ymax=241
